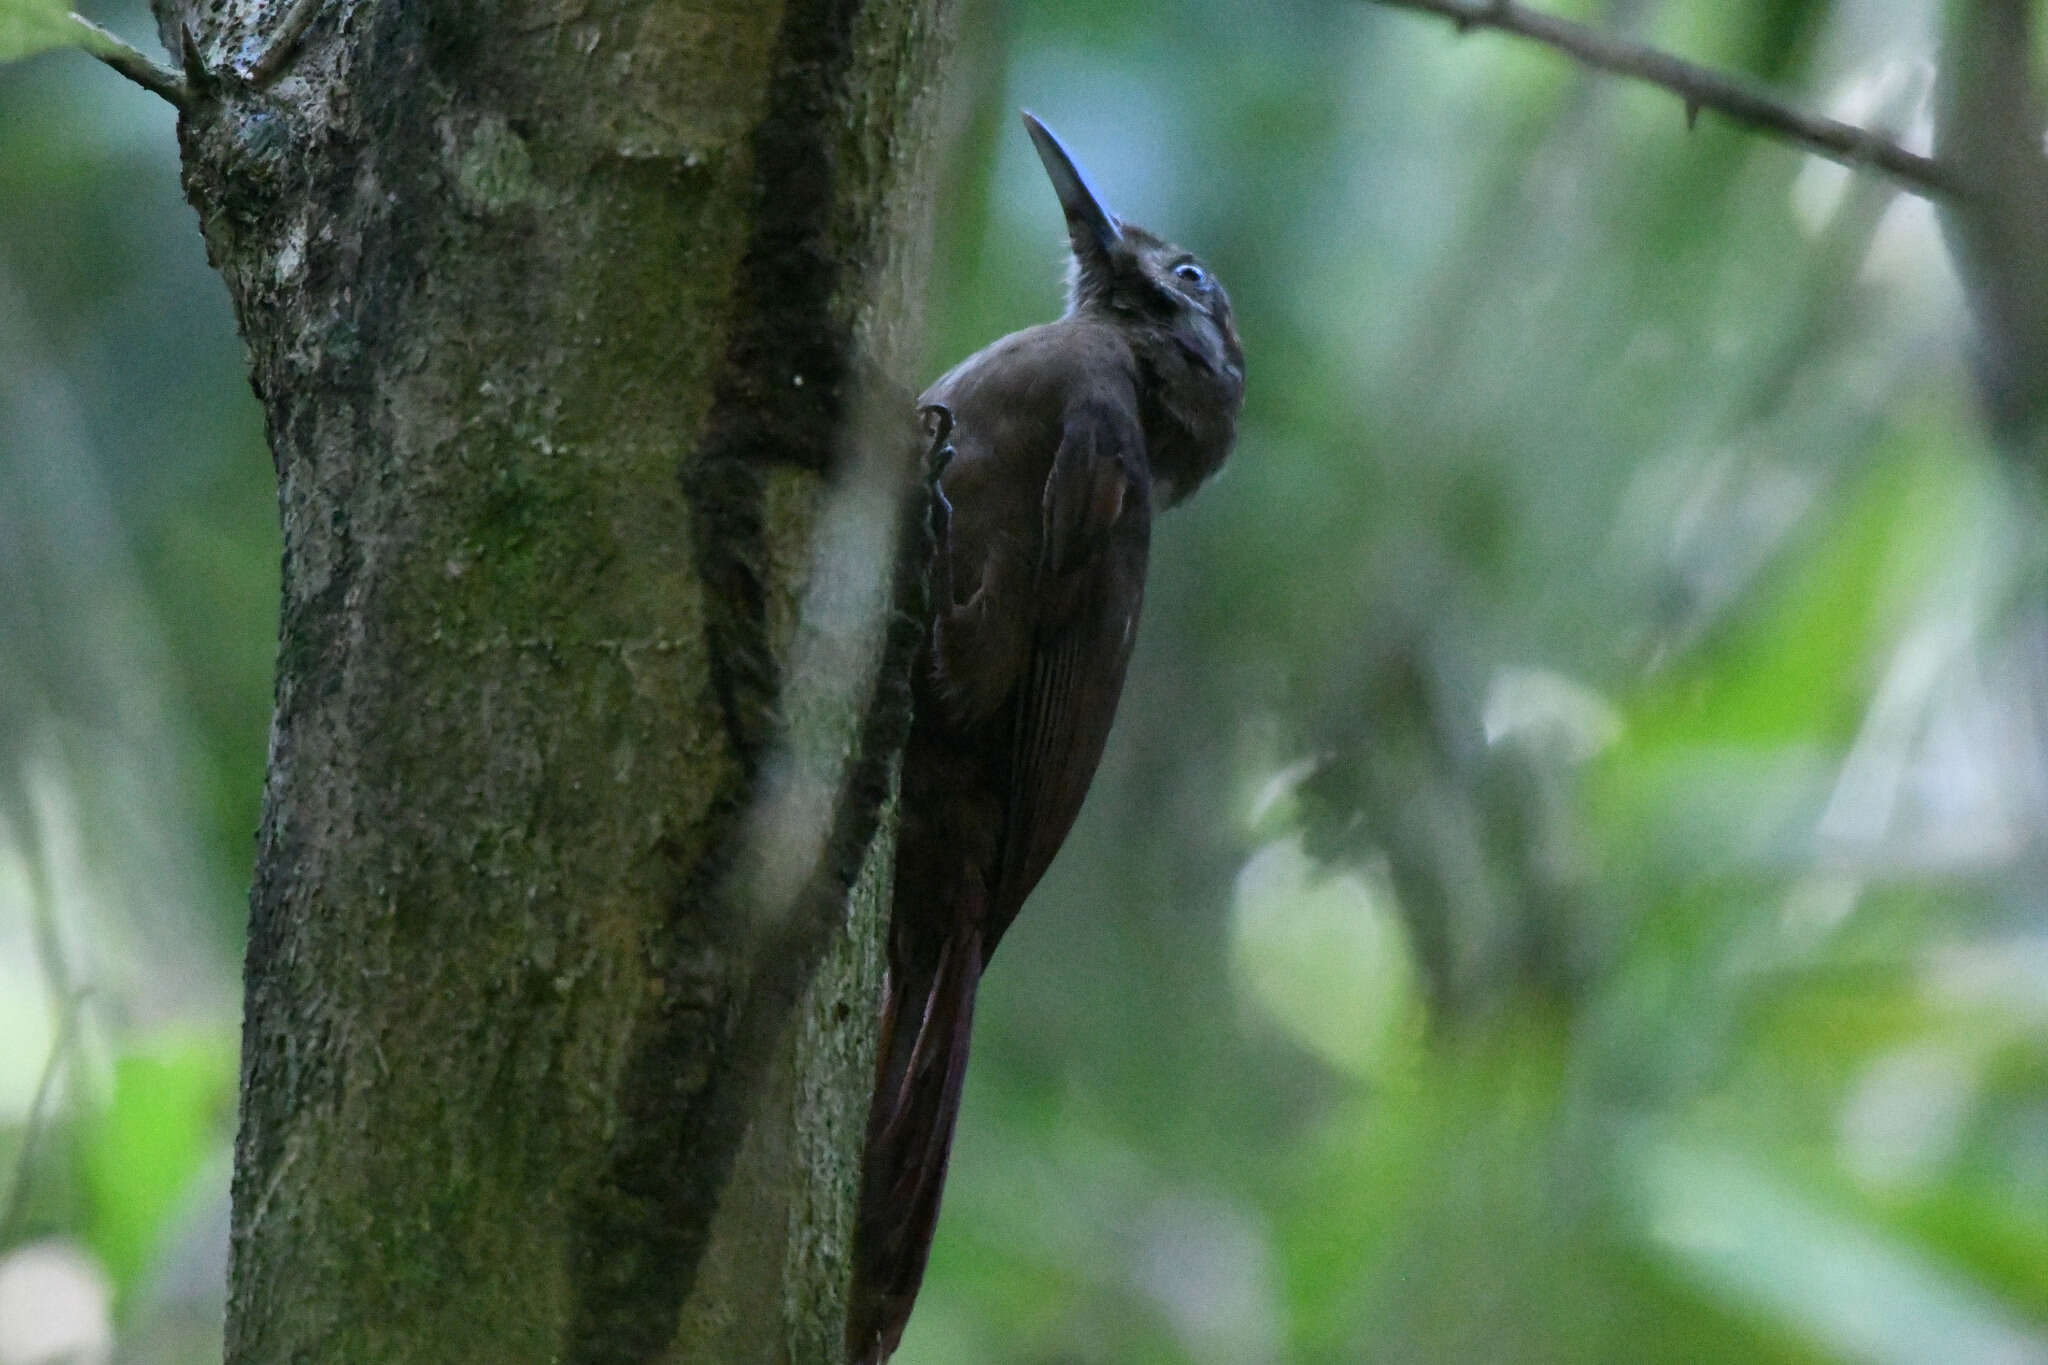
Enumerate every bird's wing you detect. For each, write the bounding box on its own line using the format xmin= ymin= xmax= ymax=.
xmin=988 ymin=400 xmax=1152 ymax=949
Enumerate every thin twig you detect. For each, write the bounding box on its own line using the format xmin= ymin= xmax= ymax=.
xmin=67 ymin=14 xmax=195 ymax=109
xmin=0 ymin=989 xmax=92 ymax=1248
xmin=1368 ymin=0 xmax=1967 ymax=202
xmin=243 ymin=0 xmax=324 ymax=88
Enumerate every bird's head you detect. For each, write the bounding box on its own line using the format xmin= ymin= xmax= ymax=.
xmin=1023 ymin=112 xmax=1243 ymax=388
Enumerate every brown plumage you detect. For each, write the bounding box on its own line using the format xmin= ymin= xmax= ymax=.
xmin=849 ymin=113 xmax=1244 ymax=1363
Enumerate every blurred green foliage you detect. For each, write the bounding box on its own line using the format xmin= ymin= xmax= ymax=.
xmin=5 ymin=0 xmax=2047 ymax=1362
xmin=77 ymin=1036 xmax=235 ymax=1302
xmin=1 ymin=0 xmax=253 ymax=1352
xmin=0 ymin=0 xmax=90 ymax=64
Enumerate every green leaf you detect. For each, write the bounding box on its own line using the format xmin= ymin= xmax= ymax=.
xmin=0 ymin=0 xmax=91 ymax=62
xmin=1631 ymin=1137 xmax=2048 ymax=1365
xmin=75 ymin=1033 xmax=235 ymax=1302
xmin=1229 ymin=835 xmax=1424 ymax=1085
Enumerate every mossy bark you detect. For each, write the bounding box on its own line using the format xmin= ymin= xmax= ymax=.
xmin=142 ymin=0 xmax=952 ymax=1358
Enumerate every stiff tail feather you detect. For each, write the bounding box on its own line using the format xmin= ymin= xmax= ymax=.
xmin=847 ymin=925 xmax=985 ymax=1364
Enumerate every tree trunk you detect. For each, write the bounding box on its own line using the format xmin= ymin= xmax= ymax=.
xmin=143 ymin=0 xmax=952 ymax=1357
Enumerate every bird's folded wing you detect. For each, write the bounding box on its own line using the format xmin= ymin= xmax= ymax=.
xmin=990 ymin=404 xmax=1152 ymax=947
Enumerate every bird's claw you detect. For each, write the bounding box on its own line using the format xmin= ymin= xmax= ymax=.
xmin=918 ymin=403 xmax=956 ymax=484
xmin=917 ymin=403 xmax=958 ymax=610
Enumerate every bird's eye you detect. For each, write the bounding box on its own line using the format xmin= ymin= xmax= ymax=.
xmin=1173 ymin=261 xmax=1208 ymax=289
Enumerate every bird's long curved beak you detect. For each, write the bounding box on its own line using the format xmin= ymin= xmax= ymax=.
xmin=1021 ymin=111 xmax=1121 ymax=260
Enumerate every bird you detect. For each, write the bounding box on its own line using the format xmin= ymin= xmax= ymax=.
xmin=848 ymin=111 xmax=1244 ymax=1364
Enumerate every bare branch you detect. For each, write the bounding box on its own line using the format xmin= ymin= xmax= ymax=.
xmin=1937 ymin=0 xmax=2048 ymax=446
xmin=242 ymin=0 xmax=323 ymax=88
xmin=0 ymin=989 xmax=90 ymax=1247
xmin=71 ymin=14 xmax=195 ymax=110
xmin=1368 ymin=0 xmax=1967 ymax=202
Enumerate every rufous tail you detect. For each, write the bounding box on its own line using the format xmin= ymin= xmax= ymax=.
xmin=846 ymin=925 xmax=985 ymax=1364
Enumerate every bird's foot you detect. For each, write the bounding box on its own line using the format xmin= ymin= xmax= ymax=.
xmin=917 ymin=403 xmax=957 ymax=608
xmin=918 ymin=403 xmax=955 ymax=485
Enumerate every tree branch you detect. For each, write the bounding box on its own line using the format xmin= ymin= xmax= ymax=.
xmin=71 ymin=14 xmax=195 ymax=110
xmin=241 ymin=0 xmax=322 ymax=88
xmin=1937 ymin=0 xmax=2048 ymax=446
xmin=1368 ymin=0 xmax=1967 ymax=202
xmin=0 ymin=989 xmax=90 ymax=1247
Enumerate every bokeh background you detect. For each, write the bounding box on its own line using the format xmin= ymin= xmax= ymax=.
xmin=6 ymin=0 xmax=2048 ymax=1361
